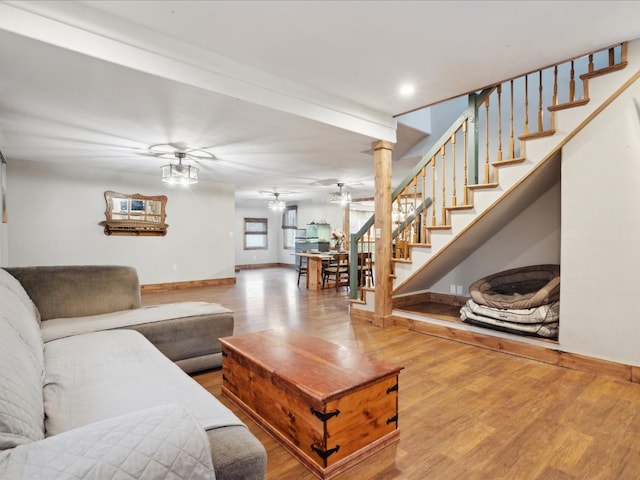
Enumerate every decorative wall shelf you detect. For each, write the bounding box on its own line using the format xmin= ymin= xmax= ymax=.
xmin=99 ymin=191 xmax=168 ymax=236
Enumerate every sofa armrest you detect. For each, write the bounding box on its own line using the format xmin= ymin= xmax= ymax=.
xmin=207 ymin=425 xmax=267 ymax=480
xmin=5 ymin=266 xmax=141 ymax=320
xmin=0 ymin=404 xmax=216 ymax=480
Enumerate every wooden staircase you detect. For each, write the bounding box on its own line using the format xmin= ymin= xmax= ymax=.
xmin=350 ymin=42 xmax=632 ymax=348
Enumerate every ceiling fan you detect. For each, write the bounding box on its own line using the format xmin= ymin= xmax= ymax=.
xmin=258 ymin=188 xmax=301 ymax=210
xmin=146 ymin=143 xmax=217 ymax=185
xmin=328 ymin=182 xmax=352 ymax=204
xmin=310 ymin=178 xmax=365 ymax=187
xmin=258 ymin=188 xmax=300 ymax=196
xmin=147 ymin=143 xmax=216 ymax=161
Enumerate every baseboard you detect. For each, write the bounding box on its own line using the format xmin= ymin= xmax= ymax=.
xmin=393 ymin=291 xmax=468 ymax=308
xmin=140 ymin=277 xmax=236 ymax=292
xmin=235 ymin=262 xmax=294 ymax=271
xmin=143 ymin=265 xmax=294 ymax=289
xmin=350 ymin=307 xmax=374 ymax=324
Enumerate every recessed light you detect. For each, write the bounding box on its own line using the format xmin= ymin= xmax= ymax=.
xmin=399 ymin=84 xmax=415 ymax=96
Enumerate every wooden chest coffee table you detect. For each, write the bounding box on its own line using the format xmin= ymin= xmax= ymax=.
xmin=220 ymin=328 xmax=403 ymax=479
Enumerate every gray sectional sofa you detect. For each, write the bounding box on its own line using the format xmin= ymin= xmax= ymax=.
xmin=0 ymin=265 xmax=267 ymax=480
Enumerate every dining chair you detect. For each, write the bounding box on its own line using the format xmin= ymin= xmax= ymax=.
xmin=322 ymin=252 xmax=349 ymax=291
xmin=296 ymin=252 xmax=308 ymax=286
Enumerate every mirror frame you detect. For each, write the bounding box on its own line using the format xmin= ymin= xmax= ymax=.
xmin=99 ymin=190 xmax=168 ymax=236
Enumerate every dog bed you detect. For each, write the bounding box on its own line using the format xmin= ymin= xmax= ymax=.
xmin=469 ymin=264 xmax=560 ymax=310
xmin=460 ymin=299 xmax=559 ymax=339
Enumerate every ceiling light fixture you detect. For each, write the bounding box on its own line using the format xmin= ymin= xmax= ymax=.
xmin=161 ymin=152 xmax=198 ymax=185
xmin=329 ymin=183 xmax=352 ymax=205
xmin=268 ymin=192 xmax=286 ymax=210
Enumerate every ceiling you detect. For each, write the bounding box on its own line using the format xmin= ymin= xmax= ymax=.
xmin=1 ymin=1 xmax=640 ymax=207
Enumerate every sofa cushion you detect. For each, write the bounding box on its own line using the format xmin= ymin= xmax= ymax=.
xmin=5 ymin=266 xmax=141 ymax=321
xmin=43 ymin=329 xmax=243 ymax=437
xmin=0 ymin=269 xmax=40 ymax=324
xmin=40 ymin=302 xmax=234 ymax=370
xmin=0 ymin=282 xmax=45 ymax=449
xmin=41 ymin=301 xmax=232 ymax=346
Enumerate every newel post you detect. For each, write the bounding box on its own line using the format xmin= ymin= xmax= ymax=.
xmin=372 ymin=140 xmax=394 ymax=328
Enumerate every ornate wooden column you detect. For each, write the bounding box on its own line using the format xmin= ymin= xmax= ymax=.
xmin=372 ymin=140 xmax=394 ymax=328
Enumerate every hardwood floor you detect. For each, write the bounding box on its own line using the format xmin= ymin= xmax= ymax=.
xmin=395 ymin=301 xmax=462 ymax=322
xmin=142 ymin=267 xmax=640 ymax=480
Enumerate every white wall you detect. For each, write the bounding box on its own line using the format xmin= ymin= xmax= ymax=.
xmin=7 ymin=160 xmax=236 ymax=285
xmin=235 ymin=206 xmax=283 ymax=266
xmin=432 ymin=181 xmax=561 ymax=294
xmin=560 ymin=77 xmax=640 ymax=365
xmin=297 ymin=199 xmax=344 ymax=232
xmin=234 ymin=200 xmax=345 ymax=267
xmin=8 ymin=159 xmax=346 ymax=277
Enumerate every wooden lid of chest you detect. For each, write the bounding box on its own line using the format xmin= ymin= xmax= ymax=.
xmin=219 ymin=328 xmax=403 ymax=404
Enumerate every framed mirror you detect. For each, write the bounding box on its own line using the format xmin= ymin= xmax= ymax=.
xmin=99 ymin=191 xmax=168 ymax=236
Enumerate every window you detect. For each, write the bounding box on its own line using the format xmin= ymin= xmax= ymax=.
xmin=244 ymin=218 xmax=268 ymax=250
xmin=282 ymin=206 xmax=297 ymax=250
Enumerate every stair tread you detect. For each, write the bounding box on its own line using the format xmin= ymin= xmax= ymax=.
xmin=580 ymin=61 xmax=628 ymax=80
xmin=426 ymin=225 xmax=451 ymax=230
xmin=492 ymin=156 xmax=526 ymax=167
xmin=409 ymin=242 xmax=431 ymax=248
xmin=519 ymin=129 xmax=555 ymax=141
xmin=392 ymin=258 xmax=412 ymax=263
xmin=446 ymin=205 xmax=474 ymax=211
xmin=468 ymin=182 xmax=498 ymax=190
xmin=548 ymin=98 xmax=590 ymax=111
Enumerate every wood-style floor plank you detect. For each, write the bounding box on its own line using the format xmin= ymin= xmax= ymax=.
xmin=142 ymin=267 xmax=640 ymax=480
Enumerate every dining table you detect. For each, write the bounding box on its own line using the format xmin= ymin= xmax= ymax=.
xmin=296 ymin=251 xmax=344 ymax=290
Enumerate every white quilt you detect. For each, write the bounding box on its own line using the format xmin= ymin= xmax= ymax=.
xmin=0 ymin=404 xmax=216 ymax=480
xmin=0 ymin=274 xmax=45 ymax=449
